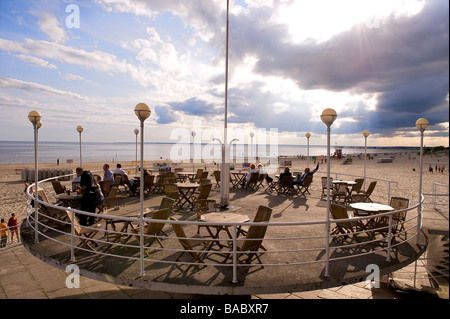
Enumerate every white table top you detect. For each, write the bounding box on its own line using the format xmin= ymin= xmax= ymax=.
xmin=332 ymin=180 xmax=356 ymax=185
xmin=200 ymin=212 xmax=250 ymax=224
xmin=350 ymin=202 xmax=394 ymax=213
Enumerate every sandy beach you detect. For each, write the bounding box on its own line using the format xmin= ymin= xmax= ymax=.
xmin=0 ymin=151 xmax=448 ymax=243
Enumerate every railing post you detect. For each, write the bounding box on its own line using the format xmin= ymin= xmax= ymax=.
xmin=232 ymin=224 xmax=238 ymax=284
xmin=416 ymin=194 xmax=423 ymax=245
xmin=70 ymin=209 xmax=75 ymax=262
xmin=386 ymin=215 xmax=393 ymax=261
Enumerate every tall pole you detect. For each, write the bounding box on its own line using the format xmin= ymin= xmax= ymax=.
xmin=220 ymin=0 xmax=230 ymax=207
xmin=77 ymin=125 xmax=84 ymax=167
xmin=415 ymin=118 xmax=428 ymax=245
xmin=134 ymin=103 xmax=151 ymax=277
xmin=362 ymin=130 xmax=370 ymax=189
xmin=321 ymin=108 xmax=337 ymax=278
xmin=28 ymin=111 xmax=42 ymax=244
xmin=192 ymin=131 xmax=196 ymax=172
xmin=134 ymin=129 xmax=139 ymax=174
xmin=306 ymin=132 xmax=311 ymax=168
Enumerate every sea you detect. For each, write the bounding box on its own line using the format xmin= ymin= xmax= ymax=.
xmin=0 ymin=140 xmax=417 ymax=165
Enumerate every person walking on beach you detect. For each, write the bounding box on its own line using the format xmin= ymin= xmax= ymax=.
xmin=7 ymin=213 xmax=19 ymax=244
xmin=0 ymin=218 xmax=8 ymax=248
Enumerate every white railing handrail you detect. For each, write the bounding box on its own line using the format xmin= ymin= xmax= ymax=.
xmin=25 ymin=173 xmax=426 ymax=285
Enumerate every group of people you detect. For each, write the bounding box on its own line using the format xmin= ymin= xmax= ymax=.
xmin=240 ymin=163 xmax=320 ymax=188
xmin=279 ymin=163 xmax=320 ymax=187
xmin=0 ymin=213 xmax=19 ymax=248
xmin=71 ymin=163 xmax=142 ymax=225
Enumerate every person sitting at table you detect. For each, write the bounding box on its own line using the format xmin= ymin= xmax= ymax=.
xmin=114 ymin=163 xmax=134 ymax=187
xmin=276 ymin=166 xmax=293 ymax=190
xmin=103 ymin=163 xmax=115 ymax=186
xmin=129 ymin=168 xmax=151 ymax=196
xmin=72 ymin=167 xmax=83 ymax=191
xmin=293 ymin=163 xmax=319 ymax=186
xmin=241 ymin=163 xmax=259 ymax=188
xmin=78 ymin=170 xmax=104 ymax=226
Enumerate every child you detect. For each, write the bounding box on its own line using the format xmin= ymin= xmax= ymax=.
xmin=0 ymin=218 xmax=8 ymax=248
xmin=8 ymin=213 xmax=19 ymax=243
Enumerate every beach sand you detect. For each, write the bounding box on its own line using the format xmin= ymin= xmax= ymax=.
xmin=0 ymin=152 xmax=448 ymax=238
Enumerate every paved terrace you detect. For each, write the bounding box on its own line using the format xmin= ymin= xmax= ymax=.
xmin=18 ymin=180 xmax=448 ymax=297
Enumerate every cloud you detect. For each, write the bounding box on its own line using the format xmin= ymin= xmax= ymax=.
xmin=14 ymin=54 xmax=57 ymax=69
xmin=34 ymin=11 xmax=68 ymax=43
xmin=0 ymin=76 xmax=88 ymax=101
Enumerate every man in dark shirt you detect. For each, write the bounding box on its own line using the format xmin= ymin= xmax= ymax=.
xmin=79 ymin=169 xmax=98 ymax=226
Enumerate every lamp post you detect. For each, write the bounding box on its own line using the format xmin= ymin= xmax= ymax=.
xmin=191 ymin=131 xmax=196 ymax=171
xmin=28 ymin=110 xmax=42 ymax=244
xmin=321 ymin=108 xmax=337 ymax=277
xmin=134 ymin=128 xmax=139 ymax=173
xmin=415 ymin=118 xmax=428 ymax=245
xmin=76 ymin=125 xmax=84 ymax=167
xmin=362 ymin=130 xmax=370 ymax=189
xmin=305 ymin=132 xmax=311 ymax=168
xmin=134 ymin=103 xmax=151 ymax=277
xmin=214 ymin=137 xmax=239 ymax=208
xmin=249 ymin=132 xmax=254 ymax=162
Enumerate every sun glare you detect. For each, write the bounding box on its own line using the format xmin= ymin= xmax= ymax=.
xmin=277 ymin=0 xmax=425 ymax=43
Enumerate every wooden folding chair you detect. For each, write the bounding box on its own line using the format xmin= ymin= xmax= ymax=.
xmin=225 ymin=222 xmax=270 ymax=265
xmin=244 ymin=172 xmax=259 ymax=190
xmin=191 ymin=183 xmax=212 ymax=209
xmin=213 ymin=170 xmax=221 ymax=188
xmin=351 ymin=181 xmax=377 ymax=203
xmin=256 ymin=173 xmax=267 ymax=189
xmin=171 ymin=217 xmax=214 ymax=270
xmin=37 ymin=190 xmax=67 ymax=232
xmin=321 ymin=176 xmax=333 ymax=199
xmin=51 ymin=180 xmax=66 ymax=194
xmin=143 ymin=175 xmax=155 ymax=195
xmin=278 ymin=176 xmax=295 ymax=195
xmin=164 ymin=183 xmax=181 ymax=208
xmin=130 ymin=208 xmax=171 ymax=254
xmin=238 ymin=205 xmax=272 ymax=240
xmin=330 ymin=203 xmax=363 ymax=242
xmin=66 ymin=210 xmax=101 ymax=252
xmin=297 ymin=175 xmax=313 ymax=196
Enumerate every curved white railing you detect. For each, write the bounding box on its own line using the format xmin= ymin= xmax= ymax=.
xmin=25 ymin=172 xmax=426 ymax=285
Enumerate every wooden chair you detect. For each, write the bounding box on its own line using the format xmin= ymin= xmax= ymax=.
xmin=213 ymin=170 xmax=221 ymax=188
xmin=374 ymin=197 xmax=410 ymax=241
xmin=130 ymin=208 xmax=171 ymax=254
xmin=51 ymin=180 xmax=66 ymax=194
xmin=37 ymin=190 xmax=67 ymax=232
xmin=164 ymin=183 xmax=181 ymax=208
xmin=330 ymin=203 xmax=362 ymax=242
xmin=278 ymin=176 xmax=295 ymax=195
xmin=244 ymin=172 xmax=259 ymax=190
xmin=238 ymin=205 xmax=272 ymax=241
xmin=99 ymin=180 xmax=111 ymax=197
xmin=256 ymin=173 xmax=267 ymax=189
xmin=332 ymin=182 xmax=347 ymax=203
xmin=113 ymin=174 xmax=125 ymax=192
xmin=171 ymin=217 xmax=214 ymax=270
xmin=224 ymin=221 xmax=270 ymax=265
xmin=193 ymin=169 xmax=204 ymax=183
xmin=352 ymin=181 xmax=377 ymax=203
xmin=66 ymin=210 xmax=101 ymax=252
xmin=351 ymin=178 xmax=364 ymax=194
xmin=191 ymin=183 xmax=212 ymax=209
xmin=321 ymin=176 xmax=333 ymax=199
xmin=297 ymin=175 xmax=313 ymax=196
xmin=143 ymin=175 xmax=155 ymax=195
xmin=99 ymin=186 xmax=126 ymax=212
xmin=153 ymin=175 xmax=165 ymax=193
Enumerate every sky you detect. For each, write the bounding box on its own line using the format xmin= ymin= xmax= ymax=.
xmin=0 ymin=0 xmax=448 ymax=148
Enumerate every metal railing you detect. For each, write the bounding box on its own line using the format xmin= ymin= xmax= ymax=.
xmin=25 ymin=173 xmax=425 ymax=285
